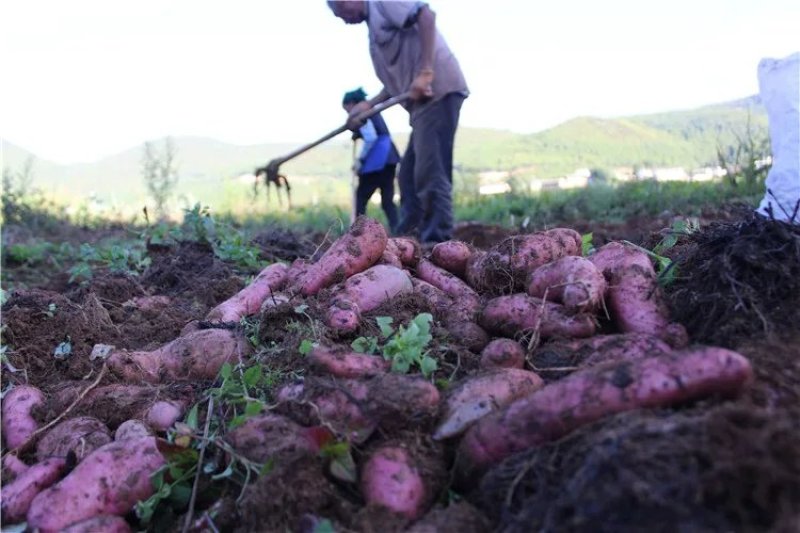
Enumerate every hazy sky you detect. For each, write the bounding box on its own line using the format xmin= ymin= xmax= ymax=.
xmin=2 ymin=0 xmax=798 ymax=164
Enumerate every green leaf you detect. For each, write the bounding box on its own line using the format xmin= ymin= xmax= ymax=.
xmin=219 ymin=362 xmax=233 ymax=380
xmin=184 ymin=404 xmax=199 ymax=430
xmin=243 ymin=365 xmax=263 ymax=387
xmin=168 ymin=483 xmax=192 ymax=507
xmin=376 ymin=316 xmax=394 ymax=338
xmin=420 ymin=355 xmax=438 ymax=377
xmin=299 ymin=339 xmax=315 ymax=355
xmin=228 ymin=414 xmax=248 ymax=430
xmin=391 ymin=356 xmax=411 ymax=374
xmin=581 ymin=232 xmax=594 ymax=256
xmin=329 ymin=451 xmax=357 ymax=483
xmin=244 ymin=401 xmax=263 ymax=417
xmin=313 ymin=519 xmax=336 ymax=533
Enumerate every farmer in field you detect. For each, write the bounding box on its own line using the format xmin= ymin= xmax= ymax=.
xmin=328 ymin=0 xmax=469 ymax=246
xmin=343 ymin=87 xmax=401 ymax=232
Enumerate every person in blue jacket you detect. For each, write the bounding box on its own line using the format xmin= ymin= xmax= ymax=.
xmin=343 ymin=87 xmax=400 ymax=232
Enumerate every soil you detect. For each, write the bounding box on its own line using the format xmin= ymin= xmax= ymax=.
xmin=2 ymin=208 xmax=799 ymax=532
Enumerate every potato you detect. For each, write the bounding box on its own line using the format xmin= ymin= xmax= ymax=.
xmin=225 ymin=413 xmax=330 ymax=464
xmin=296 ymin=216 xmax=388 ymax=296
xmin=205 ymin=262 xmax=289 ymax=323
xmin=36 ymin=416 xmax=112 ymax=462
xmin=527 ymin=255 xmax=606 ymax=312
xmin=326 ymin=265 xmax=413 ymax=334
xmin=360 ymin=446 xmax=426 ymax=519
xmin=2 ymin=454 xmax=30 ymax=481
xmin=1 ymin=457 xmax=67 ymax=524
xmin=467 ymin=229 xmax=581 ymax=293
xmin=114 ymin=420 xmax=151 ymax=441
xmin=531 ymin=333 xmax=672 ymax=379
xmin=145 ymin=401 xmax=184 ymax=432
xmin=589 ymin=242 xmax=688 ymax=348
xmin=2 ymin=385 xmax=45 ymax=449
xmin=430 ymin=240 xmax=473 ymax=278
xmin=26 ymin=437 xmax=165 ymax=532
xmin=480 ymin=293 xmax=596 ymax=339
xmin=276 ymin=378 xmax=376 ymax=444
xmin=307 ymin=345 xmax=390 ymax=378
xmin=480 ymin=338 xmax=526 ymax=370
xmin=415 ymin=259 xmax=481 ymax=319
xmin=434 ymin=368 xmax=544 ymax=440
xmin=386 ymin=237 xmax=421 ymax=267
xmin=457 ymin=346 xmax=753 ymax=475
xmin=107 ymin=328 xmax=252 ymax=383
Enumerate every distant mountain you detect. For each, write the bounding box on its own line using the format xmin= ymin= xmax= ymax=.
xmin=2 ymin=96 xmax=767 ymax=210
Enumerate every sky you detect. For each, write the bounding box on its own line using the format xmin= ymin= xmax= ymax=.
xmin=1 ymin=0 xmax=798 ymax=164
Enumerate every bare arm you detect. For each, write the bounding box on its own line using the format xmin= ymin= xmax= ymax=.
xmin=409 ymin=5 xmax=436 ymax=100
xmin=417 ymin=5 xmax=436 ymax=71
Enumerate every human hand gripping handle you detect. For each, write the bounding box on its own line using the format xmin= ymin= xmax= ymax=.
xmin=409 ymin=68 xmax=435 ymax=101
xmin=345 ymin=91 xmax=413 ymax=130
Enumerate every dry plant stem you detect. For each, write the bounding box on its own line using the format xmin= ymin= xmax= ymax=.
xmin=2 ymin=365 xmax=107 ymax=460
xmin=182 ymin=396 xmax=214 ymax=533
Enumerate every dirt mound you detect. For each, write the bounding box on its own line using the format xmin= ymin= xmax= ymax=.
xmin=65 ymin=272 xmax=146 ymax=306
xmin=476 ymin=404 xmax=800 ymax=532
xmin=250 ymin=226 xmax=319 ymax=262
xmin=667 ymin=213 xmax=800 ymax=347
xmin=141 ymin=240 xmax=242 ymax=309
xmin=1 ymin=289 xmax=116 ymax=388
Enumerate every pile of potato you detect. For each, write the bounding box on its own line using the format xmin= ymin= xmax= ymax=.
xmin=1 ymin=216 xmax=753 ymax=529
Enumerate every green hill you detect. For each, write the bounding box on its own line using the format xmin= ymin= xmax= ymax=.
xmin=2 ymin=96 xmax=768 ymax=213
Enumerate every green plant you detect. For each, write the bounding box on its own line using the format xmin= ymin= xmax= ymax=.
xmin=621 ymin=219 xmax=696 ymax=286
xmin=142 ymin=137 xmax=179 ymax=219
xmin=352 ymin=313 xmax=436 ymax=377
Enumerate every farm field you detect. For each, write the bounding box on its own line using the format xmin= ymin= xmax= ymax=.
xmin=1 ymin=183 xmax=798 ymax=532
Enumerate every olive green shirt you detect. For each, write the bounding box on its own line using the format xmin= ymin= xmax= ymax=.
xmin=366 ymin=1 xmax=468 ymax=122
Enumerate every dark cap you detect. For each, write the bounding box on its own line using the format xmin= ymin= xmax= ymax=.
xmin=342 ymin=87 xmax=367 ymax=105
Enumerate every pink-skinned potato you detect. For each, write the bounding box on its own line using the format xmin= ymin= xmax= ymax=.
xmin=205 ymin=262 xmax=288 ymax=323
xmin=107 ymin=328 xmax=252 ymax=383
xmin=386 ymin=237 xmax=421 ymax=267
xmin=296 ymin=216 xmax=388 ymax=296
xmin=409 ymin=279 xmax=489 ymax=352
xmin=360 ymin=446 xmax=426 ymax=519
xmin=415 ymin=259 xmax=481 ymax=319
xmin=532 ymin=333 xmax=673 ymax=380
xmin=1 ymin=457 xmax=67 ymax=524
xmin=2 ymin=454 xmax=30 ymax=481
xmin=527 ymin=255 xmax=606 ymax=312
xmin=276 ymin=378 xmax=376 ymax=444
xmin=430 ymin=240 xmax=473 ymax=278
xmin=225 ymin=413 xmax=331 ymax=464
xmin=36 ymin=416 xmax=112 ymax=462
xmin=480 ymin=293 xmax=596 ymax=339
xmin=589 ymin=242 xmax=688 ymax=348
xmin=114 ymin=420 xmax=151 ymax=441
xmin=26 ymin=437 xmax=165 ymax=532
xmin=378 ymin=250 xmax=403 ymax=268
xmin=60 ymin=515 xmax=132 ymax=533
xmin=457 ymin=346 xmax=754 ymax=475
xmin=326 ymin=265 xmax=413 ymax=334
xmin=480 ymin=338 xmax=526 ymax=370
xmin=434 ymin=368 xmax=543 ymax=440
xmin=145 ymin=400 xmax=184 ymax=432
xmin=468 ymin=229 xmax=582 ymax=293
xmin=2 ymin=385 xmax=45 ymax=450
xmin=307 ymin=345 xmax=390 ymax=378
